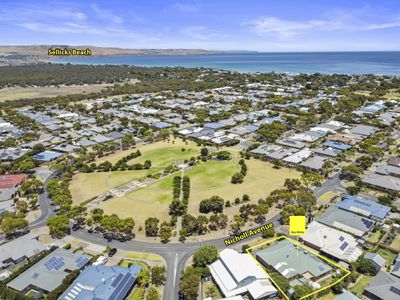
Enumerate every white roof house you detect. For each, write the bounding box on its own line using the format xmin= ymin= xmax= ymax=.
xmin=209 ymin=249 xmax=277 ymax=299
xmin=301 ymin=221 xmax=362 ymax=263
xmin=283 ymin=148 xmax=312 ymax=164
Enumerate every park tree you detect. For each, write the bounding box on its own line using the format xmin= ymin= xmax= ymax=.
xmin=47 ymin=215 xmax=70 ymax=238
xmin=145 ymin=217 xmax=160 ymax=237
xmin=199 ymin=196 xmax=224 ymax=214
xmin=69 ymin=205 xmax=87 ymax=225
xmin=146 ymin=286 xmax=160 ymax=300
xmin=208 ymin=213 xmax=228 ymax=230
xmin=301 ymin=172 xmax=323 ymax=190
xmin=1 ymin=216 xmax=28 ymax=235
xmin=151 ymin=266 xmax=166 ymax=286
xmin=231 ymin=172 xmax=244 ymax=184
xmin=341 ymin=165 xmax=364 ymax=180
xmin=284 ymin=178 xmax=302 ymax=192
xmin=169 ymin=199 xmax=186 ymax=216
xmin=15 ymin=200 xmax=28 ymax=214
xmin=159 ymin=221 xmax=172 ymax=243
xmin=179 ymin=267 xmax=200 ymax=300
xmin=21 ymin=178 xmax=42 ymax=196
xmin=200 ymin=147 xmax=209 ymax=157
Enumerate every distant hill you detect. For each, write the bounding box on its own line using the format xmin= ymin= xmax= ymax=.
xmin=0 ymin=45 xmax=222 ymax=63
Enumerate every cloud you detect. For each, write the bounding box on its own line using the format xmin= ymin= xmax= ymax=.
xmin=173 ymin=1 xmax=199 ymax=12
xmin=244 ymin=12 xmax=400 ymax=39
xmin=181 ymin=26 xmax=223 ymax=40
xmin=90 ymin=4 xmax=123 ymax=25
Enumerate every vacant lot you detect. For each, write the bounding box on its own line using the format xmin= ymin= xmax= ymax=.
xmin=0 ymin=83 xmax=113 ymax=102
xmin=100 ymin=156 xmax=300 ymax=228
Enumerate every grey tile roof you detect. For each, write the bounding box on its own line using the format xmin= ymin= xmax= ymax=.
xmin=365 ymin=271 xmax=400 ymax=299
xmin=7 ymin=248 xmax=91 ymax=293
xmin=317 ymin=207 xmax=375 ymax=237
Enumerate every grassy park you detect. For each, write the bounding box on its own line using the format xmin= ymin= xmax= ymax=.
xmin=70 ymin=169 xmax=154 ymax=204
xmin=71 ymin=138 xmax=300 ymax=228
xmin=71 ymin=139 xmax=200 ymax=204
xmin=99 ymin=151 xmax=300 ymax=227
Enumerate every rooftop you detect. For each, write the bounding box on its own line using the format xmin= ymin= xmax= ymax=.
xmin=256 ymin=239 xmax=332 ymax=279
xmin=7 ymin=248 xmax=91 ymax=293
xmin=59 ymin=265 xmax=141 ymax=300
xmin=335 ymin=195 xmax=391 ymax=219
xmin=317 ymin=207 xmax=375 ymax=237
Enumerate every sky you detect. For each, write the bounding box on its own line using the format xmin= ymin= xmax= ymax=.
xmin=1 ymin=0 xmax=400 ymax=51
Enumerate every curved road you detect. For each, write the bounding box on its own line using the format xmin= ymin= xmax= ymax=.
xmin=8 ymin=171 xmax=284 ymax=299
xmin=72 ymin=214 xmax=282 ymax=300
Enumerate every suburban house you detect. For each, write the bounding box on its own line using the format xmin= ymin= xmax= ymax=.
xmin=361 ymin=174 xmax=400 ymax=192
xmin=256 ymin=239 xmax=332 ymax=281
xmin=7 ymin=248 xmax=92 ymax=295
xmin=0 ymin=233 xmax=45 ymax=270
xmin=335 ymin=195 xmax=391 ymax=220
xmin=0 ymin=174 xmax=27 ymax=202
xmin=364 ymin=271 xmax=400 ymax=299
xmin=59 ymin=265 xmax=141 ymax=300
xmin=317 ymin=207 xmax=375 ymax=237
xmin=209 ymin=249 xmax=277 ymax=299
xmin=301 ymin=221 xmax=363 ymax=263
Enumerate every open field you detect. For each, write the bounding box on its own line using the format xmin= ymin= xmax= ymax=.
xmin=70 ymin=169 xmax=155 ymax=204
xmin=71 ymin=138 xmax=200 ymax=204
xmin=0 ymin=83 xmax=113 ymax=102
xmin=95 ymin=139 xmax=200 ymax=165
xmin=100 ymin=155 xmax=300 ymax=228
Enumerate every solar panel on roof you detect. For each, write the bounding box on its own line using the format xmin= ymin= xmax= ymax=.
xmin=361 ymin=218 xmax=374 ymax=228
xmin=339 ymin=236 xmax=345 ymax=242
xmin=111 ymin=273 xmax=124 ymax=288
xmin=340 ymin=242 xmax=349 ymax=251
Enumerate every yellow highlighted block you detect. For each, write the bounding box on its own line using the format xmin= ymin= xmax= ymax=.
xmin=290 ymin=215 xmax=306 ymax=236
xmin=246 ymin=235 xmax=350 ymax=300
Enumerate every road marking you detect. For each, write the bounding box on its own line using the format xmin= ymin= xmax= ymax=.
xmin=173 ymin=253 xmax=178 ymax=287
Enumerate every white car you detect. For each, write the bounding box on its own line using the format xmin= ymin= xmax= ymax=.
xmin=92 ymin=255 xmax=108 ymax=266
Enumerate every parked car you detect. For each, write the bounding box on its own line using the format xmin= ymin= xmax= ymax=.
xmin=108 ymin=248 xmax=117 ymax=257
xmin=92 ymin=255 xmax=108 ymax=266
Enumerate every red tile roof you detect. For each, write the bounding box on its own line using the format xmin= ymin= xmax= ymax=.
xmin=0 ymin=174 xmax=27 ymax=189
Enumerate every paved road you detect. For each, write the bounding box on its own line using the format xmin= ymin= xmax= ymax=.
xmin=28 ymin=172 xmax=58 ymax=230
xmin=72 ymin=214 xmax=282 ymax=300
xmin=3 ymin=171 xmax=282 ymax=300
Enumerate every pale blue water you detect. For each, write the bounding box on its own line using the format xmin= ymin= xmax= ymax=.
xmin=56 ymin=52 xmax=400 ymax=75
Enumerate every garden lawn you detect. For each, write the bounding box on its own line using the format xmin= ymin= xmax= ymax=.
xmin=351 ymin=275 xmax=374 ymax=296
xmin=70 ymin=169 xmax=154 ymax=205
xmin=318 ymin=191 xmax=336 ymax=202
xmin=373 ymin=247 xmax=397 ymax=268
xmin=390 ymin=233 xmax=400 ymax=251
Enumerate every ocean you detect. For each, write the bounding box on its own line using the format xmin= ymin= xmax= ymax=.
xmin=55 ymin=51 xmax=400 ymax=75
